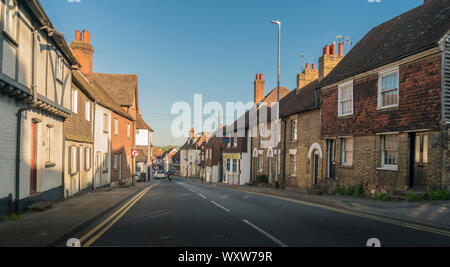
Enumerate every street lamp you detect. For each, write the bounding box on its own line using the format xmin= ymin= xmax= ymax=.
xmin=271 ymin=20 xmax=281 ymax=189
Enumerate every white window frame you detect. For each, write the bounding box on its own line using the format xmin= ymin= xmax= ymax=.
xmin=85 ymin=101 xmax=90 ymax=121
xmin=56 ymin=55 xmax=64 ymax=82
xmin=70 ymin=146 xmax=79 ymax=175
xmin=114 ymin=119 xmax=119 ymax=136
xmin=291 ymin=119 xmax=297 ymax=141
xmin=46 ymin=126 xmax=53 ymax=163
xmin=103 ymin=113 xmax=109 ymax=133
xmin=84 ymin=147 xmax=91 ymax=171
xmin=290 ymin=154 xmax=296 ymax=177
xmin=338 ymin=80 xmax=354 ymax=117
xmin=4 ymin=0 xmax=17 ymax=39
xmin=381 ymin=134 xmax=399 ymax=171
xmin=341 ymin=137 xmax=353 ymax=166
xmin=73 ymin=90 xmax=78 ymax=114
xmin=378 ymin=68 xmax=399 ymax=110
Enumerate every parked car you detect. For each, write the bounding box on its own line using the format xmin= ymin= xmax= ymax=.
xmin=155 ymin=171 xmax=167 ymax=179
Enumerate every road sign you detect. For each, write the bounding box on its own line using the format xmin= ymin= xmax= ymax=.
xmin=131 ymin=150 xmax=140 ymax=158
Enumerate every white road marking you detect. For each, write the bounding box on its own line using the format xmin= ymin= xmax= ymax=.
xmin=198 ymin=193 xmax=207 ymax=199
xmin=211 ymin=201 xmax=230 ymax=212
xmin=242 ymin=219 xmax=288 ymax=248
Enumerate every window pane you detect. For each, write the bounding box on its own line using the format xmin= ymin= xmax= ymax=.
xmin=415 ymin=136 xmax=421 ymax=163
xmin=423 ymin=135 xmax=428 ymax=163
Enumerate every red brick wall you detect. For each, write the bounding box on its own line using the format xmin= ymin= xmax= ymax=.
xmin=321 ymin=54 xmax=442 ymax=137
xmin=110 ymin=113 xmax=134 ymax=183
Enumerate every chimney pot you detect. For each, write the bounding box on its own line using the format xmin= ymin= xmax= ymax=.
xmin=338 ymin=42 xmax=344 ymax=56
xmin=332 ymin=42 xmax=337 ymax=55
xmin=254 ymin=73 xmax=265 ymax=104
xmin=325 ymin=45 xmax=330 ymax=55
xmin=82 ymin=30 xmax=91 ymax=43
xmin=306 ymin=63 xmax=310 ymax=69
xmin=75 ymin=30 xmax=82 ymax=41
xmin=312 ymin=64 xmax=316 ymax=70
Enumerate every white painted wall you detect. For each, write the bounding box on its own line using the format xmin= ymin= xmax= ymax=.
xmin=136 ymin=129 xmax=149 ymax=146
xmin=0 ymin=97 xmax=19 ymax=200
xmin=94 ymin=104 xmax=111 ymax=188
xmin=19 ymin=110 xmax=64 ymax=199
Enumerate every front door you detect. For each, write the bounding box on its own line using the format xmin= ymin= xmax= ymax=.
xmin=409 ymin=133 xmax=428 ymax=189
xmin=327 ymin=140 xmax=336 ymax=179
xmin=30 ymin=122 xmax=37 ymax=194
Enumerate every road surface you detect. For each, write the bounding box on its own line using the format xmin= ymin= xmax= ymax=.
xmin=73 ymin=178 xmax=450 ymax=247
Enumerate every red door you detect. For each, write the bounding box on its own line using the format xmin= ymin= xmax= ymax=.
xmin=30 ymin=122 xmax=37 ymax=194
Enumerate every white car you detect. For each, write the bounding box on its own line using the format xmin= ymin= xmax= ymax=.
xmin=155 ymin=171 xmax=167 ymax=179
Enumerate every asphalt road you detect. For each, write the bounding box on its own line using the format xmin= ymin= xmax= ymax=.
xmin=78 ymin=178 xmax=450 ymax=247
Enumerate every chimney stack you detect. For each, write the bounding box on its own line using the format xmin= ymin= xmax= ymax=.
xmin=254 ymin=73 xmax=265 ymax=104
xmin=297 ymin=63 xmax=318 ymax=92
xmin=318 ymin=41 xmax=344 ymax=81
xmin=70 ymin=30 xmax=94 ymax=75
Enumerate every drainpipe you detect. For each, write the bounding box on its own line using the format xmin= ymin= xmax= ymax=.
xmin=15 ymin=28 xmax=40 ymax=213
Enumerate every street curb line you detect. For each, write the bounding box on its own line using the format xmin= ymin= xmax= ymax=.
xmin=46 ymin=183 xmax=154 ymax=247
xmin=181 ymin=178 xmax=450 ymax=235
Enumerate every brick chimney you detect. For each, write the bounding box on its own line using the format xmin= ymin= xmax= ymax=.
xmin=318 ymin=41 xmax=344 ymax=81
xmin=254 ymin=74 xmax=265 ymax=104
xmin=70 ymin=30 xmax=94 ymax=75
xmin=297 ymin=62 xmax=318 ymax=92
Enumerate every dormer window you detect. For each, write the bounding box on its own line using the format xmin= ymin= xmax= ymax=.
xmin=338 ymin=80 xmax=353 ymax=117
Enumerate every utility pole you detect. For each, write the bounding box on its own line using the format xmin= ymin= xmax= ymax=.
xmin=271 ymin=20 xmax=281 ymax=189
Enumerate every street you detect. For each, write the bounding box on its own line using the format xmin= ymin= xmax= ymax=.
xmin=73 ymin=178 xmax=450 ymax=247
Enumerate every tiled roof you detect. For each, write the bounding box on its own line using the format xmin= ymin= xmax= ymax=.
xmin=72 ymin=70 xmax=135 ymax=121
xmin=280 ymin=80 xmax=319 ymax=118
xmin=89 ymin=73 xmax=137 ymax=107
xmin=319 ymin=0 xmax=450 ymax=87
xmin=136 ymin=113 xmax=153 ymax=132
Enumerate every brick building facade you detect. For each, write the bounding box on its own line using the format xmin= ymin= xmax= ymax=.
xmin=319 ymin=0 xmax=450 ymax=194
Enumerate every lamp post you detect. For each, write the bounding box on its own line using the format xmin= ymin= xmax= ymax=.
xmin=271 ymin=20 xmax=281 ymax=189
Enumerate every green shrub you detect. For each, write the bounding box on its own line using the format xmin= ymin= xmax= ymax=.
xmin=256 ymin=175 xmax=269 ymax=184
xmin=333 ymin=183 xmax=365 ymax=198
xmin=375 ymin=193 xmax=391 ymax=201
xmin=427 ymin=190 xmax=450 ymax=201
xmin=407 ymin=191 xmax=425 ymax=202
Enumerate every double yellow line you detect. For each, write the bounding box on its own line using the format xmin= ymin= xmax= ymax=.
xmin=80 ymin=184 xmax=156 ymax=247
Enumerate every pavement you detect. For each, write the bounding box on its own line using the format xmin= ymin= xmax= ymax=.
xmin=0 ymin=182 xmax=150 ymax=247
xmin=185 ymin=177 xmax=450 ymax=231
xmin=1 ymin=177 xmax=449 ymax=247
xmin=74 ymin=178 xmax=449 ymax=247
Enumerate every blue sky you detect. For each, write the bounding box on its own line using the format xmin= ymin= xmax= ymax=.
xmin=41 ymin=0 xmax=423 ymax=146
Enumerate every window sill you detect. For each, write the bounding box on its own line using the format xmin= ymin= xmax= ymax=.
xmin=377 ymin=166 xmax=398 ymax=172
xmin=338 ymin=114 xmax=353 ymax=119
xmin=45 ymin=162 xmax=56 ymax=168
xmin=377 ymin=105 xmax=399 ymax=112
xmin=339 ymin=164 xmax=353 ymax=169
